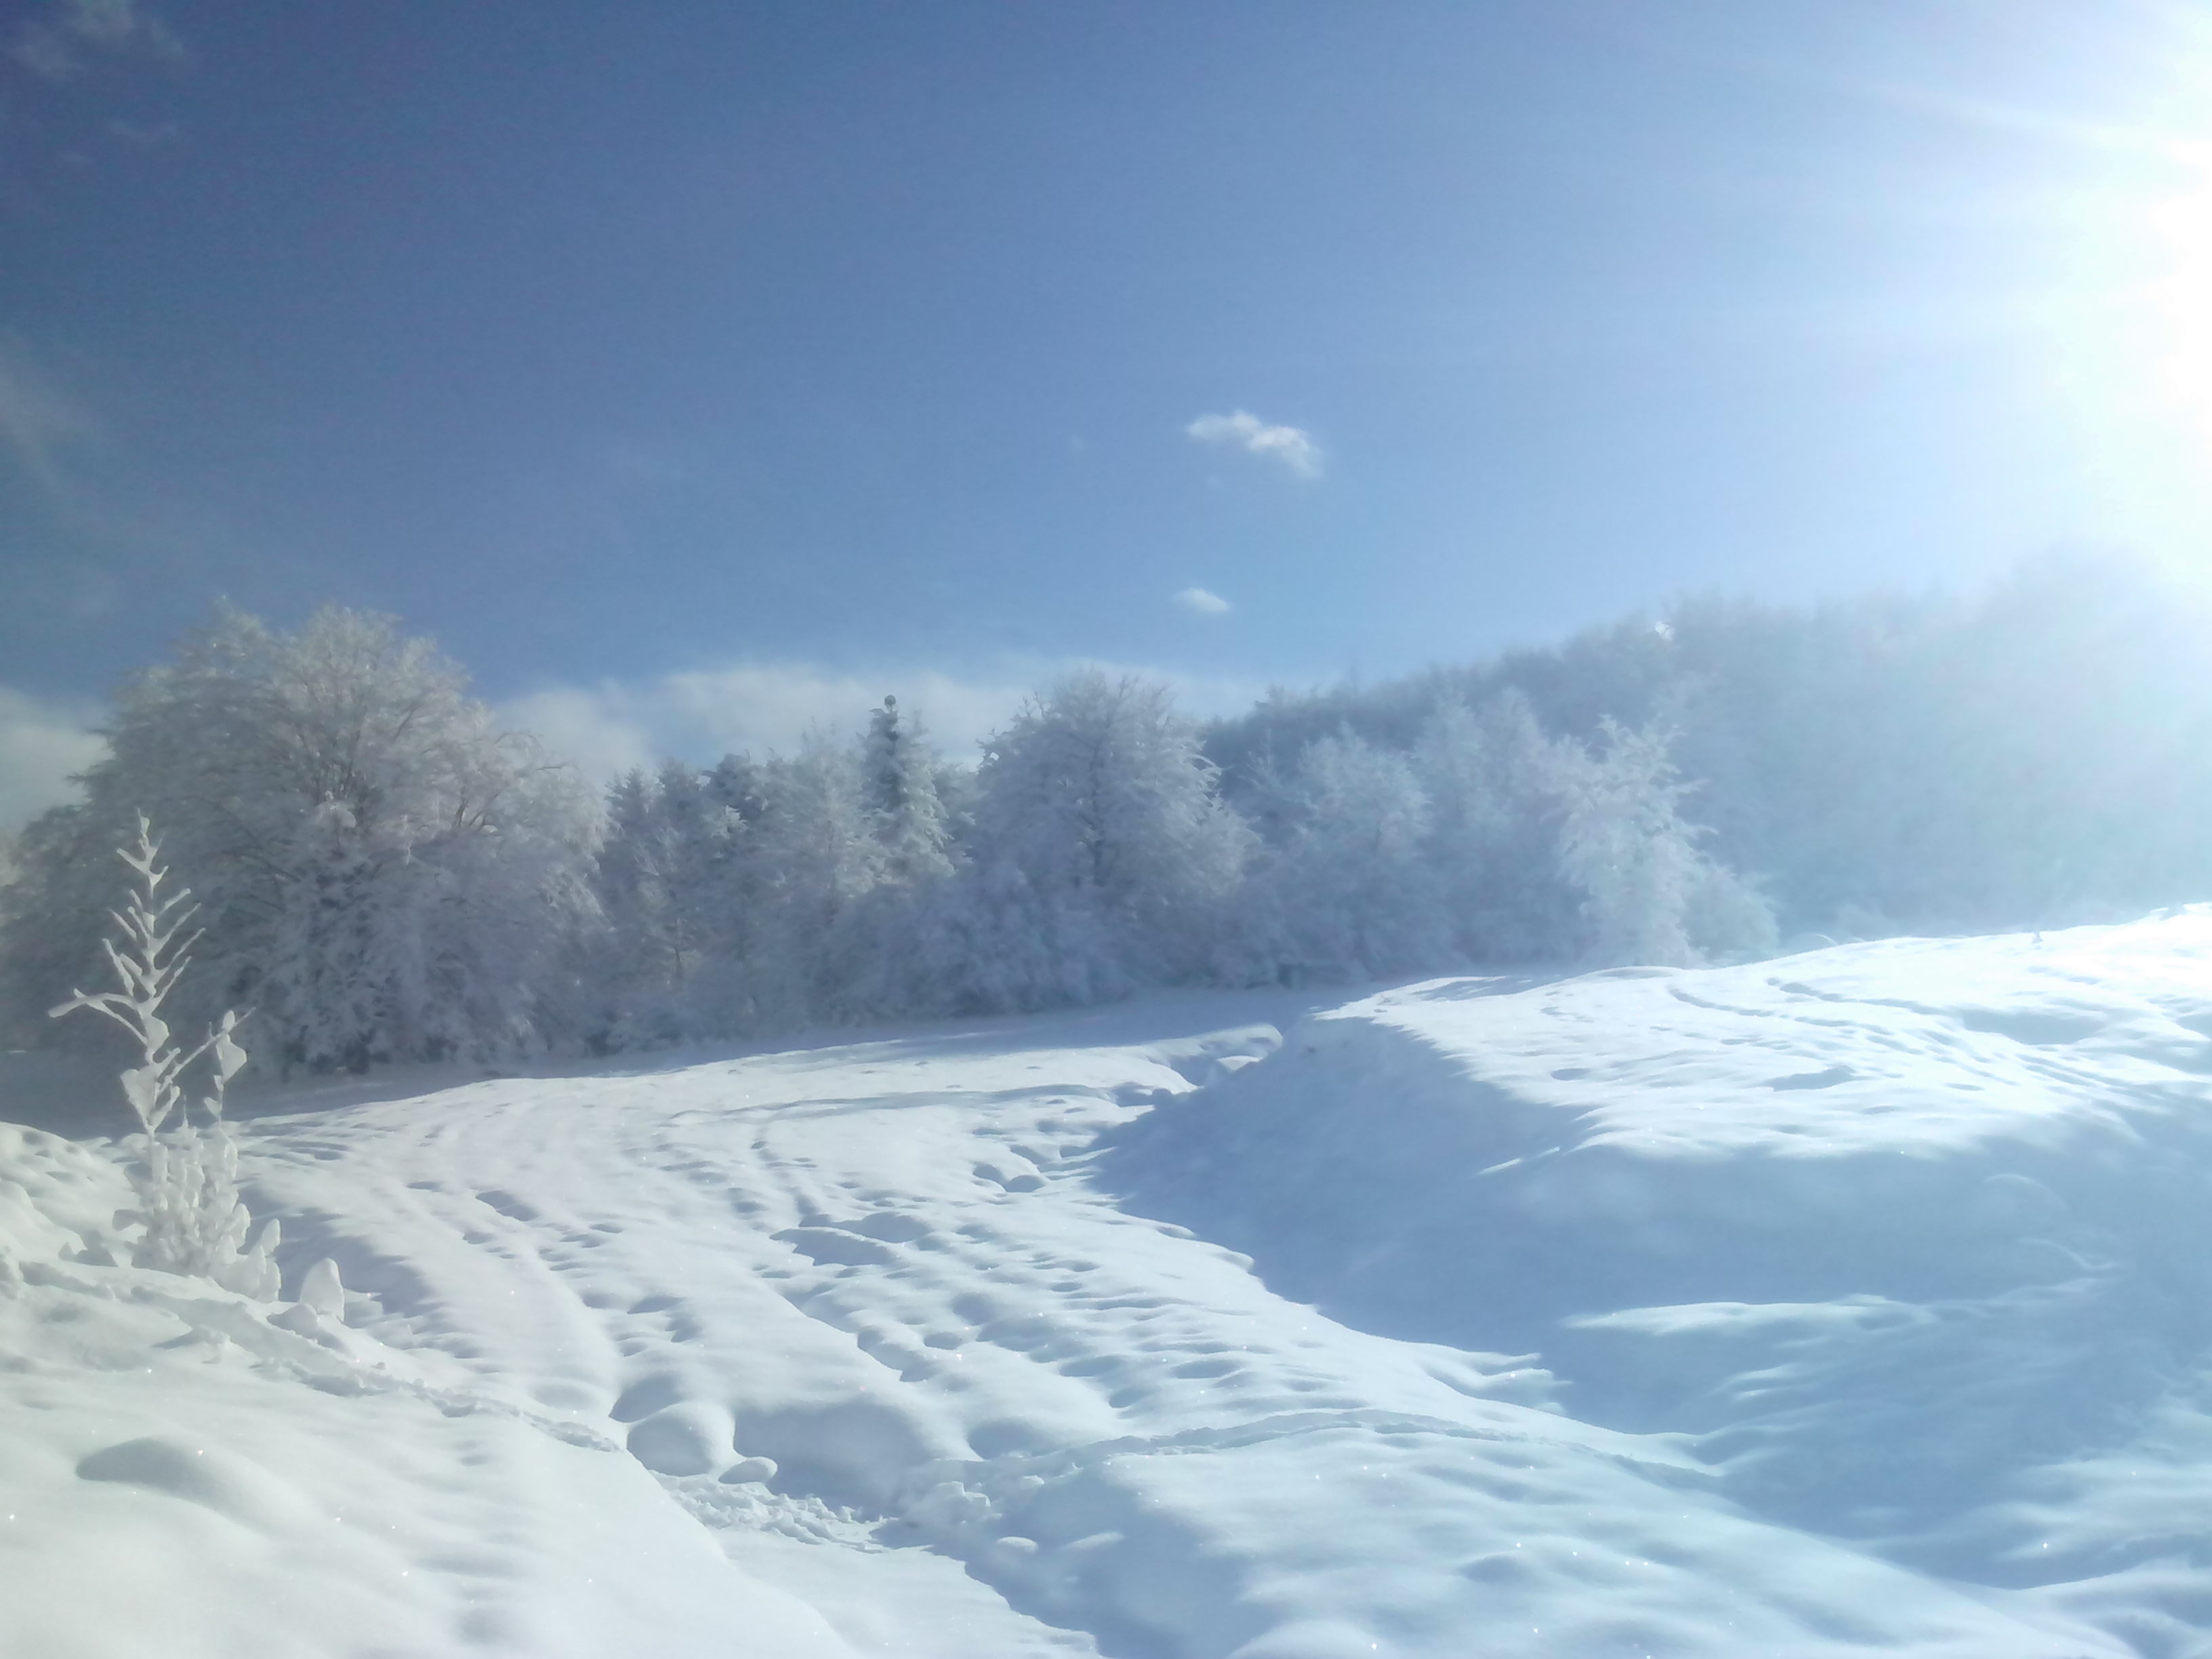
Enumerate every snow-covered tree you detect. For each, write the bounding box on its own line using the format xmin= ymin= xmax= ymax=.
xmin=584 ymin=760 xmax=751 ymax=1047
xmin=745 ymin=737 xmax=890 ymax=1027
xmin=586 ymin=699 xmax=961 ymax=1044
xmin=1555 ymin=719 xmax=1775 ymax=966
xmin=1412 ymin=692 xmax=1584 ymax=962
xmin=3 ymin=606 xmax=598 ymax=1069
xmin=861 ymin=695 xmax=956 ymax=886
xmin=1244 ymin=730 xmax=1448 ymax=981
xmin=934 ymin=672 xmax=1253 ymax=1008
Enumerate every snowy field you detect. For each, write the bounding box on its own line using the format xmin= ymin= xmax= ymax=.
xmin=7 ymin=913 xmax=2212 ymax=1657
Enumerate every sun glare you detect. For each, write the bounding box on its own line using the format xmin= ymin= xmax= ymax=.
xmin=2133 ymin=133 xmax=2212 ymax=404
xmin=2033 ymin=83 xmax=2212 ymax=583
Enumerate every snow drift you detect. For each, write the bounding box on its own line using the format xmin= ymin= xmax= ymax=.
xmin=9 ymin=913 xmax=2212 ymax=1654
xmin=1117 ymin=909 xmax=2212 ymax=1647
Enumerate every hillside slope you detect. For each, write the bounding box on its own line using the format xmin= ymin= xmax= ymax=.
xmin=8 ymin=915 xmax=2212 ymax=1655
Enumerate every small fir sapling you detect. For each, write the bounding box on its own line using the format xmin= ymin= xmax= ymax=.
xmin=49 ymin=815 xmax=281 ymax=1297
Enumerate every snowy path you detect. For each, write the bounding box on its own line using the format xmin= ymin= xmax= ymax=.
xmin=16 ymin=920 xmax=2212 ymax=1656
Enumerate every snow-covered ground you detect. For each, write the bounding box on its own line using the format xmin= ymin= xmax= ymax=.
xmin=8 ymin=912 xmax=2212 ymax=1656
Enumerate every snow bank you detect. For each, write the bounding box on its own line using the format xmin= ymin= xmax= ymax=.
xmin=0 ymin=1122 xmax=132 ymax=1275
xmin=1121 ymin=916 xmax=2212 ymax=1336
xmin=14 ymin=918 xmax=2212 ymax=1657
xmin=0 ymin=1145 xmax=861 ymax=1657
xmin=1117 ymin=909 xmax=2212 ymax=1641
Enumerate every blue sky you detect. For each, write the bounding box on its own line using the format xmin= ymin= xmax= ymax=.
xmin=4 ymin=0 xmax=2211 ymax=816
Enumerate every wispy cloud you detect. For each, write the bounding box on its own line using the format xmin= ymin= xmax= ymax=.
xmin=103 ymin=117 xmax=180 ymax=148
xmin=1174 ymin=586 xmax=1233 ymax=617
xmin=499 ymin=658 xmax=1268 ymax=787
xmin=1185 ymin=409 xmax=1323 ymax=478
xmin=2 ymin=658 xmax=1270 ymax=830
xmin=11 ymin=0 xmax=182 ymax=81
xmin=0 ymin=340 xmax=95 ymax=491
xmin=500 ymin=665 xmax=1033 ymax=786
xmin=0 ymin=687 xmax=103 ymax=833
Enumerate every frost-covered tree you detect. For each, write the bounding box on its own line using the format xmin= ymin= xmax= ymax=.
xmin=3 ymin=606 xmax=598 ymax=1068
xmin=584 ymin=760 xmax=750 ymax=1047
xmin=930 ymin=672 xmax=1253 ymax=1008
xmin=1413 ymin=692 xmax=1584 ymax=962
xmin=1555 ymin=719 xmax=1776 ymax=966
xmin=745 ymin=737 xmax=890 ymax=1027
xmin=861 ymin=696 xmax=956 ymax=886
xmin=586 ymin=699 xmax=962 ymax=1044
xmin=1206 ymin=554 xmax=2212 ymax=940
xmin=1245 ymin=731 xmax=1448 ymax=981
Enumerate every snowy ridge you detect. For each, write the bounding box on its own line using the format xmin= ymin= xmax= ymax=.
xmin=1122 ymin=911 xmax=2212 ymax=1651
xmin=12 ymin=920 xmax=2212 ymax=1653
xmin=1123 ymin=917 xmax=2212 ymax=1335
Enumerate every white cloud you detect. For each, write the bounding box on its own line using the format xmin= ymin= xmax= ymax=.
xmin=500 ymin=664 xmax=1032 ymax=787
xmin=1185 ymin=409 xmax=1323 ymax=478
xmin=0 ymin=657 xmax=1271 ymax=832
xmin=0 ymin=340 xmax=94 ymax=491
xmin=499 ymin=657 xmax=1269 ymax=787
xmin=0 ymin=687 xmax=103 ymax=833
xmin=1174 ymin=586 xmax=1233 ymax=617
xmin=12 ymin=0 xmax=183 ymax=81
xmin=495 ymin=684 xmax=663 ymax=786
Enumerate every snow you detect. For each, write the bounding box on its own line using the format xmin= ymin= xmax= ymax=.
xmin=8 ymin=913 xmax=2212 ymax=1654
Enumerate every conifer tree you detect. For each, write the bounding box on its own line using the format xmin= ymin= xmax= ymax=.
xmin=861 ymin=696 xmax=955 ymax=885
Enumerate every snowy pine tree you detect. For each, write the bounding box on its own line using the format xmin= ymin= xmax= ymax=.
xmin=584 ymin=759 xmax=760 ymax=1046
xmin=861 ymin=696 xmax=955 ymax=886
xmin=745 ymin=737 xmax=888 ymax=1027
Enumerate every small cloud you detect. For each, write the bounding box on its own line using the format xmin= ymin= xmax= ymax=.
xmin=1185 ymin=409 xmax=1323 ymax=478
xmin=12 ymin=0 xmax=183 ymax=83
xmin=1174 ymin=586 xmax=1233 ymax=617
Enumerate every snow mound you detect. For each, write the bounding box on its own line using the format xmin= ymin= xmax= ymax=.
xmin=0 ymin=1122 xmax=134 ymax=1273
xmin=16 ymin=933 xmax=2212 ymax=1657
xmin=1116 ymin=909 xmax=2212 ymax=1636
xmin=0 ymin=1151 xmax=861 ymax=1657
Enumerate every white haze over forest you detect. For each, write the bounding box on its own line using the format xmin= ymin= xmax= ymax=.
xmin=496 ymin=658 xmax=1269 ymax=802
xmin=10 ymin=552 xmax=2211 ymax=1072
xmin=0 ymin=660 xmax=1271 ymax=842
xmin=7 ymin=554 xmax=2212 ymax=1655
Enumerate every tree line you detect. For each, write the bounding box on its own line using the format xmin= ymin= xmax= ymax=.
xmin=5 ymin=554 xmax=2207 ymax=1073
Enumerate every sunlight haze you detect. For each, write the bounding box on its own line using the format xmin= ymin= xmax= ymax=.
xmin=6 ymin=2 xmax=2212 ymax=818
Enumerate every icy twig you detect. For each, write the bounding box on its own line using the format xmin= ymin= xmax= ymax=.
xmin=47 ymin=815 xmax=281 ymax=1297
